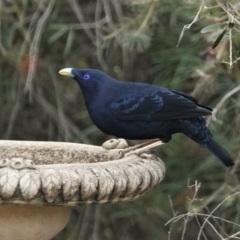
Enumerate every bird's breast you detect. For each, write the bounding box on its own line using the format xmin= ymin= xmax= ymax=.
xmin=87 ymin=104 xmax=117 ymax=135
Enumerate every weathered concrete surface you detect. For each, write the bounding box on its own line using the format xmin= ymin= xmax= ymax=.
xmin=0 ymin=139 xmax=165 ymax=205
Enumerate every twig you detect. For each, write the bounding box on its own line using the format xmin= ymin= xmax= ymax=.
xmin=197 ymin=192 xmax=240 ymax=240
xmin=77 ymin=206 xmax=93 ymax=240
xmin=167 ymin=196 xmax=178 ymax=240
xmin=181 ymin=181 xmax=201 ymax=240
xmin=224 ymin=230 xmax=240 ymax=240
xmin=207 ymin=85 xmax=240 ymax=125
xmin=24 ymin=0 xmax=55 ymax=101
xmin=134 ymin=0 xmax=156 ymax=36
xmin=228 ymin=9 xmax=234 ymax=68
xmin=195 ymin=215 xmax=208 ymax=240
xmin=5 ymin=96 xmax=21 ymax=139
xmin=112 ymin=0 xmax=124 ymax=23
xmin=230 ymin=150 xmax=240 ymax=174
xmin=229 ymin=27 xmax=233 ymax=68
xmin=177 ymin=0 xmax=205 ymax=47
xmin=204 ymin=218 xmax=225 ymax=239
xmin=90 ymin=206 xmax=101 ymax=240
xmin=197 ymin=193 xmax=229 ymax=238
xmin=217 ymin=0 xmax=240 ymax=25
xmin=68 ymin=18 xmax=109 ymax=30
xmin=0 ymin=7 xmax=19 ymax=71
xmin=166 ymin=212 xmax=240 ymax=229
xmin=95 ymin=0 xmax=109 ymax=72
xmin=19 ymin=6 xmax=42 ymax=59
xmin=102 ymin=0 xmax=113 ymax=26
xmin=185 ymin=0 xmax=205 ymax=29
xmin=110 ymin=0 xmax=129 ymax=71
xmin=166 ymin=182 xmax=239 ymax=239
xmin=67 ymin=209 xmax=83 ymax=240
xmin=48 ymin=67 xmax=71 ymax=142
xmin=102 ymin=5 xmax=152 ymax=41
xmin=68 ymin=0 xmax=95 ymax=43
xmin=35 ymin=91 xmax=92 ymax=144
xmin=181 ymin=216 xmax=189 ymax=240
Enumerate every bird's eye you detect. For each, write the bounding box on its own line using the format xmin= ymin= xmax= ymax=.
xmin=83 ymin=74 xmax=90 ymax=80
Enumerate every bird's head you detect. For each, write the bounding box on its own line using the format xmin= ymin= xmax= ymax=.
xmin=59 ymin=68 xmax=118 ymax=104
xmin=59 ymin=68 xmax=115 ymax=90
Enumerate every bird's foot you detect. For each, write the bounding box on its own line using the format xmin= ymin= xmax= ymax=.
xmin=136 ymin=151 xmax=159 ymax=160
xmin=119 ymin=139 xmax=164 ymax=158
xmin=134 ymin=140 xmax=164 ymax=154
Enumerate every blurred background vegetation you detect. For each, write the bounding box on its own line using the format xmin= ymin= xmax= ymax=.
xmin=1 ymin=0 xmax=240 ymax=239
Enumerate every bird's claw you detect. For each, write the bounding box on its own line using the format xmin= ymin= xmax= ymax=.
xmin=136 ymin=151 xmax=156 ymax=159
xmin=118 ymin=140 xmax=163 ymax=159
xmin=119 ymin=148 xmax=155 ymax=159
xmin=118 ymin=147 xmax=135 ymax=158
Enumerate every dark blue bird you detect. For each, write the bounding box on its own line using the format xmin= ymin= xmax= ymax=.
xmin=59 ymin=68 xmax=234 ymax=167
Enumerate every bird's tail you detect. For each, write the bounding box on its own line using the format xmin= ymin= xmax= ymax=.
xmin=207 ymin=137 xmax=234 ymax=167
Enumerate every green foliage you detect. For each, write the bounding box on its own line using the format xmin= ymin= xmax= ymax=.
xmin=0 ymin=0 xmax=240 ymax=239
xmin=201 ymin=23 xmax=226 ymax=33
xmin=118 ymin=30 xmax=152 ymax=53
xmin=212 ymin=26 xmax=227 ymax=49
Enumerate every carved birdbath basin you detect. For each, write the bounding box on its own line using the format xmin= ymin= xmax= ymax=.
xmin=0 ymin=139 xmax=165 ymax=240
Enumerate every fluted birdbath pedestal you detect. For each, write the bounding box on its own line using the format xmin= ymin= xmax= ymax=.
xmin=0 ymin=139 xmax=165 ymax=240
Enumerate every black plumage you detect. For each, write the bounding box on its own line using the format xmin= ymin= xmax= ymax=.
xmin=59 ymin=68 xmax=234 ymax=167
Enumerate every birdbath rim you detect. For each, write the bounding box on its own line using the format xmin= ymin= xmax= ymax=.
xmin=0 ymin=139 xmax=165 ymax=206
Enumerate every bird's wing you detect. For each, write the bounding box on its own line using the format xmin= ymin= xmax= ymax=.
xmin=171 ymin=90 xmax=198 ymax=103
xmin=108 ymin=89 xmax=212 ymax=121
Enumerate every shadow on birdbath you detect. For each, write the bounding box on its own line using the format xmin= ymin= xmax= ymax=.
xmin=0 ymin=139 xmax=165 ymax=240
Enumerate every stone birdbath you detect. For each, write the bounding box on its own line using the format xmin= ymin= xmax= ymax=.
xmin=0 ymin=139 xmax=165 ymax=240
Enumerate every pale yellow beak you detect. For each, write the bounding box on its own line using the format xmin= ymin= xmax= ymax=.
xmin=59 ymin=68 xmax=74 ymax=78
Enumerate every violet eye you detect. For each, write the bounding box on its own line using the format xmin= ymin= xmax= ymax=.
xmin=83 ymin=74 xmax=90 ymax=80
